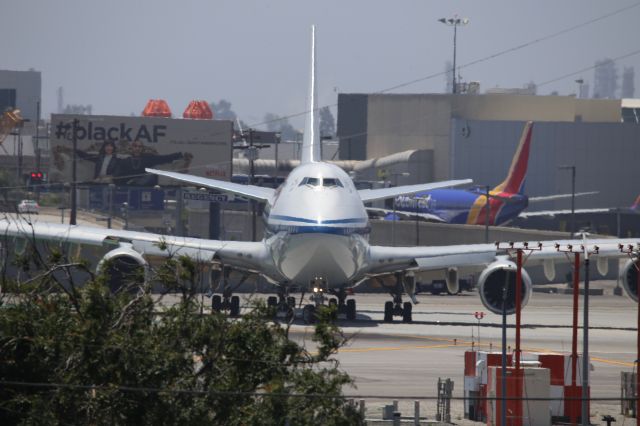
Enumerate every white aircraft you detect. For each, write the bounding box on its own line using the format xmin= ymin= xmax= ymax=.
xmin=3 ymin=26 xmax=639 ymax=323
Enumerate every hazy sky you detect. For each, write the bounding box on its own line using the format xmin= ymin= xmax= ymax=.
xmin=2 ymin=1 xmax=639 ymax=129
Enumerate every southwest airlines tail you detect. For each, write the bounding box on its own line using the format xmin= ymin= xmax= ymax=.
xmin=300 ymin=25 xmax=320 ymax=164
xmin=632 ymin=195 xmax=640 ymax=211
xmin=492 ymin=121 xmax=533 ymax=195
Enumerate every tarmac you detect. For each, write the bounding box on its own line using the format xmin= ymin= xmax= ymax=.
xmin=278 ymin=280 xmax=636 ymax=424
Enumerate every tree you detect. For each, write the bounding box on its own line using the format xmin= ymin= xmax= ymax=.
xmin=319 ymin=106 xmax=335 ymax=139
xmin=210 ymin=99 xmax=237 ymax=121
xmin=0 ymin=243 xmax=364 ymax=425
xmin=264 ymin=113 xmax=299 ymax=141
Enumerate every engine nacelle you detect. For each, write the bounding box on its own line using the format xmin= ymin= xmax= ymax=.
xmin=478 ymin=259 xmax=532 ymax=315
xmin=445 ymin=268 xmax=459 ymax=294
xmin=96 ymin=245 xmax=148 ymax=293
xmin=620 ymin=259 xmax=640 ymax=302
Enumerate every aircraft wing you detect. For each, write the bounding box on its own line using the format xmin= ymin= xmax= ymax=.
xmin=365 ymin=207 xmax=446 ymax=222
xmin=519 ymin=208 xmax=610 ymax=218
xmin=528 ymin=191 xmax=599 ymax=203
xmin=146 ymin=168 xmax=275 ymax=202
xmin=0 ymin=218 xmax=271 ymax=274
xmin=358 ymin=179 xmax=472 ymax=203
xmin=367 ymin=237 xmax=638 ymax=276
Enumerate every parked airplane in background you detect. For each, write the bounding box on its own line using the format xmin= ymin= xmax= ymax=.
xmin=2 ymin=26 xmax=639 ymax=324
xmin=379 ymin=122 xmax=596 ymax=226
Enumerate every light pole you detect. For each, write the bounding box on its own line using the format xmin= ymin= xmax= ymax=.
xmin=559 ymin=165 xmax=576 ymax=238
xmin=390 ymin=171 xmax=410 ymax=246
xmin=438 ymin=15 xmax=469 ymax=94
xmin=575 ymin=78 xmax=584 ymax=98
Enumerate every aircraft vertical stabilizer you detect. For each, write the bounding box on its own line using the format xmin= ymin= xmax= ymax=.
xmin=632 ymin=195 xmax=640 ymax=211
xmin=300 ymin=25 xmax=320 ymax=164
xmin=493 ymin=121 xmax=533 ymax=194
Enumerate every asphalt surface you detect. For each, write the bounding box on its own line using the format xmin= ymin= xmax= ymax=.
xmin=271 ymin=282 xmax=637 ymax=424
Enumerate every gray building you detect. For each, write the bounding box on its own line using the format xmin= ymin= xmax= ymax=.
xmin=337 ymin=93 xmax=637 ymax=210
xmin=0 ymin=69 xmax=41 ymax=123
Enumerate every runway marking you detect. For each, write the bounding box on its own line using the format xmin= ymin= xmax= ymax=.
xmin=337 ymin=335 xmax=636 ymax=367
xmin=339 ymin=343 xmax=456 ymax=353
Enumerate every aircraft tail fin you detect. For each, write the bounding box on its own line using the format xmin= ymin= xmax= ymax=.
xmin=300 ymin=25 xmax=320 ymax=164
xmin=631 ymin=195 xmax=640 ymax=210
xmin=493 ymin=121 xmax=533 ymax=195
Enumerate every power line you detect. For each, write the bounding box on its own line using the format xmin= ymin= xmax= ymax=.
xmin=243 ymin=2 xmax=640 ymax=130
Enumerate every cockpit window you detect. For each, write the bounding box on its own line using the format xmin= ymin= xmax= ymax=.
xmin=323 ymin=178 xmax=343 ymax=187
xmin=299 ymin=177 xmax=321 ymax=187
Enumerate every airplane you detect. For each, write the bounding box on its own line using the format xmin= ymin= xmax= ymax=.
xmin=377 ymin=122 xmax=597 ymax=226
xmin=2 ymin=26 xmax=639 ymax=324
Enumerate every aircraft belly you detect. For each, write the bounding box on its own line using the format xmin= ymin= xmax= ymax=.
xmin=276 ymin=233 xmax=364 ymax=287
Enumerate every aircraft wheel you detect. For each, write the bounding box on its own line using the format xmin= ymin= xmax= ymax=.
xmin=402 ymin=302 xmax=413 ymax=323
xmin=384 ymin=301 xmax=393 ymax=323
xmin=302 ymin=304 xmax=316 ymax=324
xmin=230 ymin=296 xmax=240 ymax=317
xmin=285 ymin=306 xmax=295 ymax=322
xmin=346 ymin=299 xmax=356 ymax=320
xmin=267 ymin=296 xmax=278 ymax=307
xmin=287 ymin=296 xmax=296 ymax=308
xmin=212 ymin=295 xmax=222 ymax=312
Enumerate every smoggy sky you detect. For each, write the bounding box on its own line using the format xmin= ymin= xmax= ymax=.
xmin=2 ymin=0 xmax=639 ymax=129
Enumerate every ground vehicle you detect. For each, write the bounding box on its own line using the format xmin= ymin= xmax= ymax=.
xmin=17 ymin=199 xmax=39 ymax=214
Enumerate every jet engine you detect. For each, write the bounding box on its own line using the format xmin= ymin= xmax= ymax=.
xmin=445 ymin=268 xmax=459 ymax=294
xmin=620 ymin=258 xmax=640 ymax=302
xmin=478 ymin=259 xmax=532 ymax=315
xmin=96 ymin=245 xmax=148 ymax=293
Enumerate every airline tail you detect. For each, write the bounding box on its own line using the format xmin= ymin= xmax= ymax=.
xmin=631 ymin=195 xmax=640 ymax=210
xmin=300 ymin=25 xmax=320 ymax=164
xmin=493 ymin=121 xmax=533 ymax=195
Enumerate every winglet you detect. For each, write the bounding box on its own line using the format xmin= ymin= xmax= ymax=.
xmin=493 ymin=121 xmax=533 ymax=194
xmin=300 ymin=25 xmax=320 ymax=164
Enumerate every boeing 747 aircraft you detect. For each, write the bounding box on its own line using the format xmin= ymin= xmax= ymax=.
xmin=3 ymin=27 xmax=639 ymax=323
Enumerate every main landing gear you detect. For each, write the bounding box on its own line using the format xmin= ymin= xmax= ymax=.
xmin=267 ymin=287 xmax=296 ymax=322
xmin=300 ymin=286 xmax=357 ymax=324
xmin=383 ymin=273 xmax=414 ymax=323
xmin=210 ymin=266 xmax=247 ymax=317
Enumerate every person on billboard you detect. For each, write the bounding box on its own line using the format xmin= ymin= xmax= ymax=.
xmin=54 ymin=140 xmax=121 ymax=183
xmin=116 ymin=139 xmax=192 ymax=186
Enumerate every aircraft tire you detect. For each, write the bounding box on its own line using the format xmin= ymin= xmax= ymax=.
xmin=287 ymin=296 xmax=296 ymax=308
xmin=302 ymin=304 xmax=316 ymax=324
xmin=267 ymin=296 xmax=278 ymax=307
xmin=346 ymin=299 xmax=356 ymax=320
xmin=212 ymin=295 xmax=222 ymax=312
xmin=402 ymin=302 xmax=412 ymax=323
xmin=384 ymin=301 xmax=393 ymax=323
xmin=230 ymin=295 xmax=240 ymax=317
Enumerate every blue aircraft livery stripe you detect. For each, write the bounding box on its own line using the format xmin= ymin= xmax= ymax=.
xmin=266 ymin=224 xmax=371 ymax=235
xmin=269 ymin=214 xmax=368 ymax=225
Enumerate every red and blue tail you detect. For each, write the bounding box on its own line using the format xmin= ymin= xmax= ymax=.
xmin=632 ymin=195 xmax=640 ymax=211
xmin=492 ymin=121 xmax=533 ymax=195
xmin=466 ymin=122 xmax=533 ymax=225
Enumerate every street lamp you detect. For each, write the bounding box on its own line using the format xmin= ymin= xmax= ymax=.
xmin=438 ymin=15 xmax=470 ymax=94
xmin=559 ymin=165 xmax=576 ymax=238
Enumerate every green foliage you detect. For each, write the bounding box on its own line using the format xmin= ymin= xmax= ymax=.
xmin=0 ymin=267 xmax=363 ymax=425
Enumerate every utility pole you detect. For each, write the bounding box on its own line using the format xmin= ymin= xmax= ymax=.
xmin=70 ymin=119 xmax=78 ymax=225
xmin=559 ymin=165 xmax=576 ymax=238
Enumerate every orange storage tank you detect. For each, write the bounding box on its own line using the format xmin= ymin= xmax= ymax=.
xmin=142 ymin=99 xmax=172 ymax=117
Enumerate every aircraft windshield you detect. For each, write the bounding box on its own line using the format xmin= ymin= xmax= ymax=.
xmin=299 ymin=177 xmax=343 ymax=187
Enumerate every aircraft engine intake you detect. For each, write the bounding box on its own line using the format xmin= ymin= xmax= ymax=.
xmin=478 ymin=260 xmax=532 ymax=315
xmin=96 ymin=246 xmax=148 ymax=293
xmin=620 ymin=259 xmax=640 ymax=303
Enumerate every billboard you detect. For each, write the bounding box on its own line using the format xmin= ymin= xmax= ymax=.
xmin=49 ymin=114 xmax=233 ymax=186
